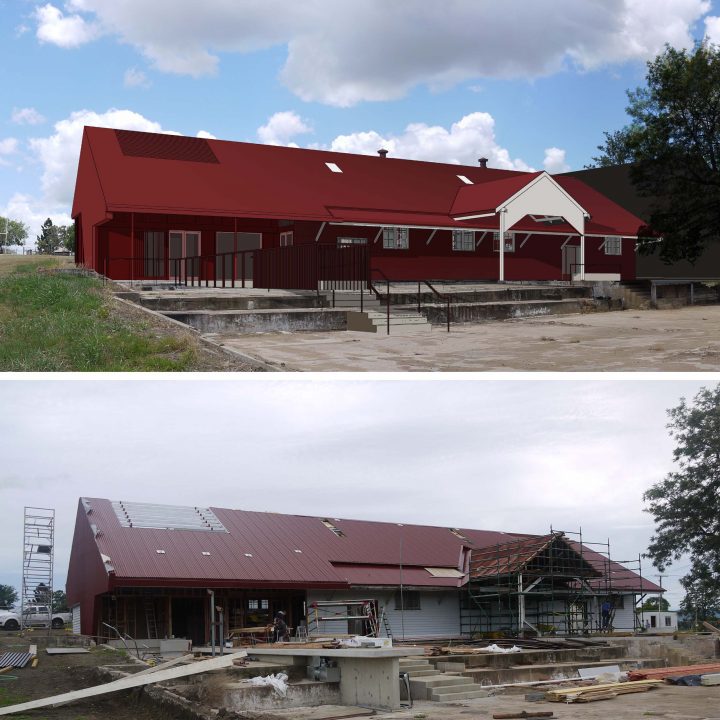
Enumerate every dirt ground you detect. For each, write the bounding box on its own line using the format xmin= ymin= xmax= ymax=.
xmin=0 ymin=631 xmax=717 ymax=720
xmin=0 ymin=631 xmax=181 ymax=720
xmin=384 ymin=684 xmax=720 ymax=719
xmin=213 ymin=304 xmax=720 ymax=371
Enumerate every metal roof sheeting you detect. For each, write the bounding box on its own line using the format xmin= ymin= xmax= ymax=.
xmin=73 ymin=128 xmax=646 ymax=238
xmin=75 ymin=498 xmax=660 ymax=593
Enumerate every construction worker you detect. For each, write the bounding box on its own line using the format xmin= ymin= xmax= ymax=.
xmin=601 ymin=599 xmax=613 ymax=630
xmin=273 ymin=611 xmax=289 ymax=642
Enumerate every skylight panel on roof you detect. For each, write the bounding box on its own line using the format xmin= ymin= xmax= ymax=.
xmin=457 ymin=175 xmax=473 ymax=185
xmin=112 ymin=501 xmax=228 ymax=532
xmin=321 ymin=519 xmax=345 ymax=537
xmin=326 ymin=162 xmax=343 ymax=173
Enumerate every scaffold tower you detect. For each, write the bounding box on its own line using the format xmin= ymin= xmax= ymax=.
xmin=21 ymin=507 xmax=55 ymax=629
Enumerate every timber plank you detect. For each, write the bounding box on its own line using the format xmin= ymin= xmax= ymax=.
xmin=0 ymin=649 xmax=247 ymax=716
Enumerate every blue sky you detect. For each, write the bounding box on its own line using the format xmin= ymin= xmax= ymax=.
xmin=1 ymin=0 xmax=719 ymax=241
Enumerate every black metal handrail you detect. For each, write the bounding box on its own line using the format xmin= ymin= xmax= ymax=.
xmin=369 ymin=270 xmax=452 ymax=333
xmin=422 ymin=281 xmax=451 ymax=333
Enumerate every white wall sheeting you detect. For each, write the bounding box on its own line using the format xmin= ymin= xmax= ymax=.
xmin=307 ymin=589 xmax=461 ymax=639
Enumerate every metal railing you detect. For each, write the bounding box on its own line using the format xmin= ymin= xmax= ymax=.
xmin=103 ymin=244 xmax=370 ymax=292
xmin=369 ymin=271 xmax=452 ymax=333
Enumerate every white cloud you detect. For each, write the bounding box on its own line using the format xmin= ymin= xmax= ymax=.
xmin=1 ymin=193 xmax=72 ymax=244
xmin=196 ymin=130 xmax=216 ymax=139
xmin=32 ymin=0 xmax=712 ymax=105
xmin=257 ymin=111 xmax=312 ymax=146
xmin=705 ymin=15 xmax=720 ymax=44
xmin=29 ymin=108 xmax=167 ymax=209
xmin=7 ymin=108 xmax=216 ymax=240
xmin=328 ymin=112 xmax=533 ymax=170
xmin=34 ymin=3 xmax=100 ymax=48
xmin=123 ymin=67 xmax=151 ymax=89
xmin=11 ymin=107 xmax=46 ymax=125
xmin=0 ymin=138 xmax=19 ymax=156
xmin=543 ymin=147 xmax=571 ymax=174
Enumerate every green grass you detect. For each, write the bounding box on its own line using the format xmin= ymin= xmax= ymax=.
xmin=0 ymin=687 xmax=28 ymax=707
xmin=0 ymin=263 xmax=197 ymax=371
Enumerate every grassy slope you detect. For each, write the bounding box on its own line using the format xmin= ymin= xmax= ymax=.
xmin=0 ymin=258 xmax=197 ymax=371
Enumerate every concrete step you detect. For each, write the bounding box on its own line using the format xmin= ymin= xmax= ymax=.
xmin=400 ymin=669 xmax=438 ymax=677
xmin=462 ymin=656 xmax=664 ymax=685
xmin=347 ymin=310 xmax=432 ymax=333
xmin=408 ymin=674 xmax=472 ymax=701
xmin=399 ymin=660 xmax=433 ymax=671
xmin=429 ymin=683 xmax=487 ymax=701
xmin=431 ymin=688 xmax=494 ymax=702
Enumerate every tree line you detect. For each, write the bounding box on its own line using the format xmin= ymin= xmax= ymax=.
xmin=0 ymin=216 xmax=75 ymax=254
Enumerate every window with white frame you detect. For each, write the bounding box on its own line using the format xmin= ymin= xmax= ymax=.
xmin=604 ymin=236 xmax=622 ymax=255
xmin=382 ymin=227 xmax=409 ymax=249
xmin=280 ymin=231 xmax=293 ymax=247
xmin=452 ymin=229 xmax=475 ymax=252
xmin=337 ymin=237 xmax=367 ymax=247
xmin=492 ymin=231 xmax=515 ymax=253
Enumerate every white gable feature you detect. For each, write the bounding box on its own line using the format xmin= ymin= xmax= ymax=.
xmin=499 ymin=173 xmax=587 ymax=236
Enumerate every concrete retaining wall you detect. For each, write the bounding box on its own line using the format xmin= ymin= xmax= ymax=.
xmin=134 ymin=294 xmax=326 ymax=311
xmin=164 ymin=309 xmax=347 ymax=333
xmin=607 ymin=634 xmax=719 ymax=665
xmin=221 ymin=680 xmax=341 ymax=712
xmin=384 ymin=285 xmax=592 ymax=307
xmin=422 ymin=298 xmax=621 ymax=325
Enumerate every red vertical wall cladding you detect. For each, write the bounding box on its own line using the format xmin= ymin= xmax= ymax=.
xmin=66 ymin=501 xmax=112 ymax=637
xmin=96 ymin=214 xmax=636 ymax=282
xmin=72 ymin=133 xmax=109 ymax=271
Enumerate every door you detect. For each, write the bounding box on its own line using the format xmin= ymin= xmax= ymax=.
xmin=171 ymin=597 xmax=206 ymax=646
xmin=561 ymin=244 xmax=581 ymax=280
xmin=143 ymin=231 xmax=165 ymax=278
xmin=169 ymin=231 xmax=201 ymax=279
xmin=215 ymin=232 xmax=262 ymax=281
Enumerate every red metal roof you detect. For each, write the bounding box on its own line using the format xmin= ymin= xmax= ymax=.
xmin=76 ymin=498 xmax=658 ymax=593
xmin=73 ymin=127 xmax=645 ymax=237
xmin=331 ymin=564 xmax=460 ymax=588
xmin=450 ymin=173 xmax=543 ymax=217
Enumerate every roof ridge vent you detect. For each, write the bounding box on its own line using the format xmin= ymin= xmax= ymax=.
xmin=478 ymin=157 xmax=488 ymax=168
xmin=377 ymin=148 xmax=388 ymax=158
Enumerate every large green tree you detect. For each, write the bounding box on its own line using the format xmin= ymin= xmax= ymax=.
xmin=36 ymin=218 xmax=60 ymax=254
xmin=0 ymin=216 xmax=29 ymax=250
xmin=58 ymin=224 xmax=75 ymax=253
xmin=52 ymin=590 xmax=68 ymax=613
xmin=0 ymin=584 xmax=18 ymax=608
xmin=592 ymin=42 xmax=720 ymax=263
xmin=644 ymin=385 xmax=720 ymax=619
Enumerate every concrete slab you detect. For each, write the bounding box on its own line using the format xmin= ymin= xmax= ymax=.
xmin=215 ymin=305 xmax=720 ymax=371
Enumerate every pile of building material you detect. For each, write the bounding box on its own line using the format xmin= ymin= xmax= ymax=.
xmin=429 ymin=637 xmax=607 ymax=656
xmin=545 ymin=679 xmax=663 ymax=703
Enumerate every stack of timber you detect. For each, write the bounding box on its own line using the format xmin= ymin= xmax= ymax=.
xmin=545 ymin=679 xmax=663 ymax=703
xmin=628 ymin=663 xmax=720 ymax=681
xmin=430 ymin=637 xmax=607 ymax=656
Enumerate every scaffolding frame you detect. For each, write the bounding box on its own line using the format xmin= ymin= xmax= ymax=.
xmin=460 ymin=527 xmax=631 ymax=638
xmin=21 ymin=507 xmax=55 ymax=630
xmin=306 ymin=600 xmax=381 ymax=637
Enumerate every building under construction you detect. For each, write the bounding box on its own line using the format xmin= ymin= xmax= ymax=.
xmin=460 ymin=531 xmax=647 ymax=637
xmin=67 ymin=498 xmax=660 ymax=644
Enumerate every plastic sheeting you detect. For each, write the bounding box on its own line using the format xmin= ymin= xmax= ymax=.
xmin=249 ymin=673 xmax=289 ymax=697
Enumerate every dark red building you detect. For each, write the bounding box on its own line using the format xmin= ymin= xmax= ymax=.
xmin=72 ymin=127 xmax=646 ymax=286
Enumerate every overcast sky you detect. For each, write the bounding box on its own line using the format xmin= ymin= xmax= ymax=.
xmin=0 ymin=376 xmax=713 ymax=608
xmin=2 ymin=0 xmax=720 ymax=240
